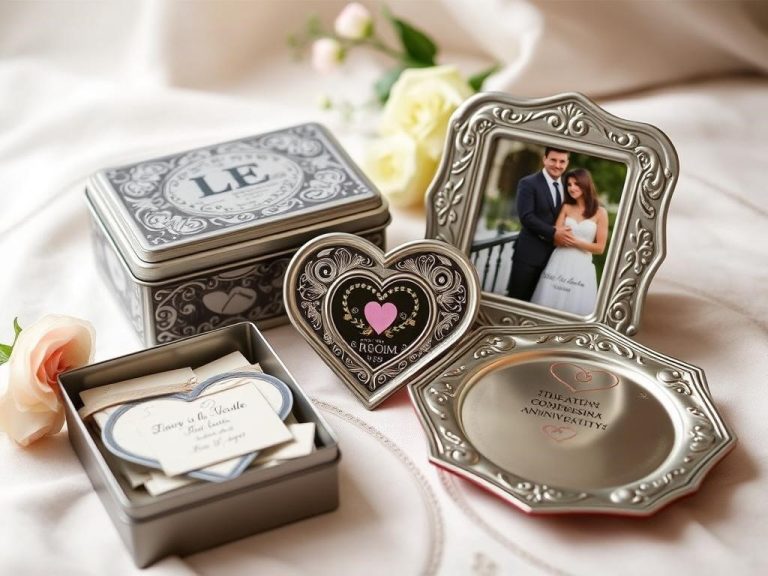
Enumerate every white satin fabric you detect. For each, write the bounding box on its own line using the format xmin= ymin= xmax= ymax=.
xmin=1 ymin=1 xmax=766 ymax=575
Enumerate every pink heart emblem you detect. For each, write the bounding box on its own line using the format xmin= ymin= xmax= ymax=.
xmin=364 ymin=301 xmax=398 ymax=334
xmin=550 ymin=362 xmax=619 ymax=394
xmin=542 ymin=425 xmax=577 ymax=442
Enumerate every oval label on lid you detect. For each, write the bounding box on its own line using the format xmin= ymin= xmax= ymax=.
xmin=163 ymin=151 xmax=304 ymax=217
xmin=93 ymin=124 xmax=386 ymax=268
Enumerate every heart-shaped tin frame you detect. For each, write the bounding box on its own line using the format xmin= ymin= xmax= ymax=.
xmin=284 ymin=234 xmax=480 ymax=409
xmin=102 ymin=371 xmax=293 ymax=482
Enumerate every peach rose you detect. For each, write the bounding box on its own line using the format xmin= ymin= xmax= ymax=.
xmin=0 ymin=315 xmax=94 ymax=447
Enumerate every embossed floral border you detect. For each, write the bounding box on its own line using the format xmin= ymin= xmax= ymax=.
xmin=425 ymin=92 xmax=679 ymax=336
xmin=408 ymin=324 xmax=735 ymax=515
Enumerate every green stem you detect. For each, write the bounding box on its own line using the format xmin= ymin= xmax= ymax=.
xmin=363 ymin=36 xmax=403 ymax=59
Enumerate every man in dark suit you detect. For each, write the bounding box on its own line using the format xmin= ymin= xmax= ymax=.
xmin=506 ymin=147 xmax=575 ymax=301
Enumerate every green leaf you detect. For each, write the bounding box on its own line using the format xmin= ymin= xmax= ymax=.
xmin=0 ymin=343 xmax=11 ymax=366
xmin=399 ymin=58 xmax=433 ymax=70
xmin=384 ymin=7 xmax=437 ymax=66
xmin=0 ymin=318 xmax=23 ymax=365
xmin=468 ymin=64 xmax=501 ymax=92
xmin=374 ymin=67 xmax=405 ymax=104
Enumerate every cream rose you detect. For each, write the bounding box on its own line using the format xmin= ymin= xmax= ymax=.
xmin=380 ymin=65 xmax=472 ymax=161
xmin=0 ymin=315 xmax=95 ymax=447
xmin=364 ymin=132 xmax=437 ymax=208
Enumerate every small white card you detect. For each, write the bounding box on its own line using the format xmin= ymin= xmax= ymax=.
xmin=254 ymin=422 xmax=316 ymax=464
xmin=193 ymin=351 xmax=259 ymax=381
xmin=143 ymin=422 xmax=316 ymax=496
xmin=131 ymin=385 xmax=292 ymax=477
xmin=79 ymin=367 xmax=197 ymax=419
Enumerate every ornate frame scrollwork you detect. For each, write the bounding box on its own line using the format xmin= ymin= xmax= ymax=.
xmin=426 ymin=92 xmax=679 ymax=336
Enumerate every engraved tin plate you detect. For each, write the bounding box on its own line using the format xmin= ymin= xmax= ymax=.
xmin=409 ymin=324 xmax=735 ymax=515
xmin=426 ymin=92 xmax=679 ymax=336
xmin=284 ymin=234 xmax=480 ymax=409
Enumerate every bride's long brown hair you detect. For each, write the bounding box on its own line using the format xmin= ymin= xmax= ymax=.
xmin=563 ymin=168 xmax=599 ymax=219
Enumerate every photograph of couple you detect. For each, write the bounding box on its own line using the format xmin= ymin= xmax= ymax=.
xmin=470 ymin=142 xmax=627 ymax=317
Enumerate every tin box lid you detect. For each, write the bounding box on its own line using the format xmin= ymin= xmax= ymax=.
xmin=88 ymin=123 xmax=388 ymax=271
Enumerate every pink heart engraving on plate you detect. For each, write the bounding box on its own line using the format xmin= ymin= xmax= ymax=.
xmin=542 ymin=424 xmax=577 ymax=442
xmin=550 ymin=362 xmax=619 ymax=394
xmin=364 ymin=301 xmax=398 ymax=335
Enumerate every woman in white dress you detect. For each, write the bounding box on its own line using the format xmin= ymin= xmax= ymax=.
xmin=531 ymin=168 xmax=609 ymax=315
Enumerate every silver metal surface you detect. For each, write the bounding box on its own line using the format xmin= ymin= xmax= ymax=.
xmin=284 ymin=234 xmax=480 ymax=409
xmin=425 ymin=92 xmax=679 ymax=336
xmin=409 ymin=323 xmax=735 ymax=516
xmin=85 ymin=124 xmax=390 ymax=345
xmin=88 ymin=193 xmax=388 ymax=345
xmin=87 ymin=189 xmax=390 ymax=282
xmin=60 ymin=322 xmax=340 ymax=567
xmin=88 ymin=123 xmax=386 ymax=267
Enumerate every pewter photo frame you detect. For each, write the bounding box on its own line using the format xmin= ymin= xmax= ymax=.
xmin=426 ymin=92 xmax=678 ymax=335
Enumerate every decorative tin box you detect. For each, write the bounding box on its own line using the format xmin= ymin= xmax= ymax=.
xmin=60 ymin=322 xmax=340 ymax=568
xmin=87 ymin=123 xmax=390 ymax=345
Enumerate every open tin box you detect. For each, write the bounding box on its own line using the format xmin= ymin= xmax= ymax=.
xmin=284 ymin=92 xmax=735 ymax=516
xmin=86 ymin=123 xmax=390 ymax=346
xmin=60 ymin=322 xmax=339 ymax=567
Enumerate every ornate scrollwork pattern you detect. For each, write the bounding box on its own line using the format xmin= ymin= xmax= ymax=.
xmin=496 ymin=475 xmax=589 ymax=505
xmin=473 ymin=335 xmax=516 ymax=359
xmin=620 ymin=218 xmax=655 ymax=277
xmin=295 ymin=246 xmax=472 ymax=393
xmin=611 ymin=467 xmax=688 ymax=506
xmin=475 ymin=307 xmax=542 ymax=328
xmin=425 ymin=365 xmax=466 ymax=420
xmin=440 ymin=427 xmax=480 ymax=465
xmin=536 ymin=331 xmax=645 ymax=365
xmin=296 ymin=247 xmax=374 ymax=331
xmin=494 ymin=102 xmax=597 ymax=137
xmin=605 ymin=279 xmax=638 ymax=333
xmin=657 ymin=368 xmax=692 ymax=395
xmin=151 ymin=257 xmax=288 ymax=343
xmin=687 ymin=407 xmax=717 ymax=453
xmin=103 ymin=124 xmax=377 ymax=248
